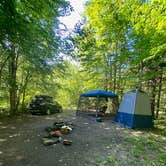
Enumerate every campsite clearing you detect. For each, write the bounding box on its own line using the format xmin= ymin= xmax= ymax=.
xmin=0 ymin=112 xmax=165 ymax=166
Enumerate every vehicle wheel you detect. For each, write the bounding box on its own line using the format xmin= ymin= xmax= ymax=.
xmin=46 ymin=109 xmax=50 ymax=115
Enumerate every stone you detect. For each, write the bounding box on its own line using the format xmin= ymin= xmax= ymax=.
xmin=42 ymin=137 xmax=61 ymax=146
xmin=60 ymin=126 xmax=72 ymax=134
xmin=63 ymin=139 xmax=72 ymax=145
xmin=50 ymin=130 xmax=62 ymax=137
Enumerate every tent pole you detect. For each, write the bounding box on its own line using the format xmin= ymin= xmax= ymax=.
xmin=96 ymin=96 xmax=99 ymax=118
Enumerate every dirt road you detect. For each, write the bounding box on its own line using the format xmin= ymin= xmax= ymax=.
xmin=0 ymin=112 xmax=165 ymax=166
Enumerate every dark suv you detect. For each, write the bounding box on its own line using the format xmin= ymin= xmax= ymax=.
xmin=29 ymin=95 xmax=62 ymax=115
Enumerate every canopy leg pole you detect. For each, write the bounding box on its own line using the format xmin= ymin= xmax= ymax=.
xmin=96 ymin=96 xmax=99 ymax=118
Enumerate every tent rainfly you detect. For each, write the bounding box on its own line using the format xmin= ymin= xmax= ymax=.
xmin=115 ymin=89 xmax=153 ymax=128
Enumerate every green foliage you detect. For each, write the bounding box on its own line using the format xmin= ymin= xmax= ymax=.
xmin=0 ymin=0 xmax=72 ymax=113
xmin=0 ymin=0 xmax=165 ymax=117
xmin=73 ymin=0 xmax=166 ymax=115
xmin=56 ymin=60 xmax=92 ymax=109
xmin=154 ymin=114 xmax=166 ymax=136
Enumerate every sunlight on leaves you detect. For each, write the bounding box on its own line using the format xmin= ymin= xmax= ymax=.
xmin=9 ymin=133 xmax=21 ymax=138
xmin=16 ymin=155 xmax=24 ymax=160
xmin=0 ymin=126 xmax=7 ymax=129
xmin=0 ymin=138 xmax=7 ymax=142
xmin=10 ymin=126 xmax=16 ymax=130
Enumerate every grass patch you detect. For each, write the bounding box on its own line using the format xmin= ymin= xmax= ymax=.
xmin=96 ymin=132 xmax=166 ymax=166
xmin=154 ymin=114 xmax=166 ymax=136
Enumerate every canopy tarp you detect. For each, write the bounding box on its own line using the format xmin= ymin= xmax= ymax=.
xmin=80 ymin=90 xmax=118 ymax=98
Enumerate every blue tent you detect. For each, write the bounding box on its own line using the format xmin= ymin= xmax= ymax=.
xmin=77 ymin=90 xmax=118 ymax=117
xmin=80 ymin=90 xmax=118 ymax=98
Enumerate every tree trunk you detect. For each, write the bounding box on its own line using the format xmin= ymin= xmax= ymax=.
xmin=150 ymin=77 xmax=157 ymax=119
xmin=104 ymin=72 xmax=109 ymax=91
xmin=107 ymin=54 xmax=113 ymax=91
xmin=8 ymin=45 xmax=18 ymax=114
xmin=113 ymin=64 xmax=117 ymax=93
xmin=117 ymin=63 xmax=121 ymax=96
xmin=156 ymin=70 xmax=162 ymax=118
xmin=21 ymin=88 xmax=26 ymax=111
xmin=0 ymin=55 xmax=10 ymax=85
xmin=21 ymin=71 xmax=31 ymax=111
xmin=138 ymin=61 xmax=144 ymax=89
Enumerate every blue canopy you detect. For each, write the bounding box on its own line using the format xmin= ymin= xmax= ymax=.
xmin=80 ymin=90 xmax=118 ymax=98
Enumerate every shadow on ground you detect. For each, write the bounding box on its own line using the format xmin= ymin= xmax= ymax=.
xmin=0 ymin=112 xmax=165 ymax=166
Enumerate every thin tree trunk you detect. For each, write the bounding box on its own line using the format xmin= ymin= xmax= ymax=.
xmin=113 ymin=64 xmax=117 ymax=93
xmin=0 ymin=55 xmax=10 ymax=85
xmin=21 ymin=88 xmax=26 ymax=111
xmin=21 ymin=71 xmax=31 ymax=111
xmin=139 ymin=61 xmax=144 ymax=89
xmin=117 ymin=63 xmax=121 ymax=95
xmin=104 ymin=72 xmax=108 ymax=91
xmin=113 ymin=41 xmax=118 ymax=93
xmin=109 ymin=64 xmax=113 ymax=91
xmin=107 ymin=54 xmax=113 ymax=91
xmin=8 ymin=45 xmax=18 ymax=114
xmin=156 ymin=70 xmax=163 ymax=118
xmin=151 ymin=77 xmax=157 ymax=119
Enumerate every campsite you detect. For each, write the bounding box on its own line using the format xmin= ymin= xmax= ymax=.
xmin=0 ymin=0 xmax=166 ymax=166
xmin=0 ymin=89 xmax=165 ymax=165
xmin=0 ymin=112 xmax=165 ymax=166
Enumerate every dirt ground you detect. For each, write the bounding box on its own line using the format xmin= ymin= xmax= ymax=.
xmin=0 ymin=112 xmax=165 ymax=166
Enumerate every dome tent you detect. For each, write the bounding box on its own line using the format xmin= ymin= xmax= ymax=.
xmin=115 ymin=89 xmax=153 ymax=128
